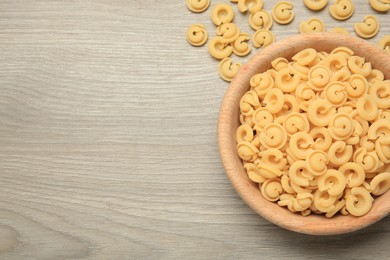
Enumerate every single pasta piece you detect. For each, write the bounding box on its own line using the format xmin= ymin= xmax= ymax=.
xmin=304 ymin=0 xmax=328 ymax=11
xmin=300 ymin=18 xmax=326 ymax=33
xmin=329 ymin=0 xmax=354 ymax=21
xmin=272 ymin=1 xmax=295 ymax=25
xmin=345 ymin=187 xmax=373 ymax=217
xmin=186 ymin=0 xmax=210 ymax=13
xmin=237 ymin=0 xmax=263 ymax=13
xmin=211 ymin=3 xmax=235 ymax=26
xmin=208 ymin=37 xmax=233 ymax=60
xmin=232 ymin=33 xmax=251 ymax=57
xmin=186 ymin=24 xmax=208 ymax=47
xmin=378 ymin=35 xmax=390 ymax=55
xmin=369 ymin=0 xmax=390 ymax=12
xmin=252 ymin=29 xmax=275 ymax=48
xmin=218 ymin=58 xmax=242 ymax=82
xmin=249 ymin=10 xmax=273 ymax=31
xmin=354 ymin=15 xmax=380 ymax=39
xmin=216 ymin=23 xmax=240 ymax=43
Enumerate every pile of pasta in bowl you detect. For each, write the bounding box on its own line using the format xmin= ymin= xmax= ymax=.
xmin=236 ymin=46 xmax=390 ymax=218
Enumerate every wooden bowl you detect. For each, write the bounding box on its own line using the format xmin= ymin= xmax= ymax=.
xmin=218 ymin=33 xmax=390 ymax=235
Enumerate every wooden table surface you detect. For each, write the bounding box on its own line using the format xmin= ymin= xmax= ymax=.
xmin=0 ymin=0 xmax=389 ymax=259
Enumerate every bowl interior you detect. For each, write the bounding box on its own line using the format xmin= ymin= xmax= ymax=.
xmin=218 ymin=33 xmax=390 ymax=235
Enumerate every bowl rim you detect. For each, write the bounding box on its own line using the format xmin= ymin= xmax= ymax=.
xmin=218 ymin=33 xmax=390 ymax=235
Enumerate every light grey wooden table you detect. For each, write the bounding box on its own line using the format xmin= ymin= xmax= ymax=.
xmin=0 ymin=0 xmax=389 ymax=259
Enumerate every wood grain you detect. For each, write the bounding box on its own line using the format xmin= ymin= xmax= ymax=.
xmin=0 ymin=0 xmax=389 ymax=259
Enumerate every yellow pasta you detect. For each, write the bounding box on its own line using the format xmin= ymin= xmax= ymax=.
xmin=369 ymin=0 xmax=390 ymax=12
xmin=289 ymin=132 xmax=314 ymax=160
xmin=345 ymin=187 xmax=373 ymax=216
xmin=252 ymin=29 xmax=275 ymax=48
xmin=354 ymin=15 xmax=380 ymax=39
xmin=186 ymin=0 xmax=210 ymax=13
xmin=252 ymin=108 xmax=274 ymax=130
xmin=346 ymin=74 xmax=368 ymax=99
xmin=283 ymin=112 xmax=310 ymax=136
xmin=239 ymin=90 xmax=261 ymax=116
xmin=328 ymin=141 xmax=353 ymax=166
xmin=318 ymin=169 xmax=346 ymax=196
xmin=328 ymin=113 xmax=354 ymax=140
xmin=308 ymin=66 xmax=331 ymax=91
xmin=306 ymin=150 xmax=329 ymax=176
xmin=356 ymin=95 xmax=378 ymax=121
xmin=292 ymin=48 xmax=317 ymax=66
xmin=353 ymin=147 xmax=382 ymax=173
xmin=307 ymin=99 xmax=337 ymax=127
xmin=259 ymin=123 xmax=287 ymax=149
xmin=218 ymin=58 xmax=242 ymax=82
xmin=211 ymin=3 xmax=234 ymax=26
xmin=249 ymin=10 xmax=272 ymax=31
xmin=310 ymin=127 xmax=333 ymax=151
xmin=348 ymin=56 xmax=372 ymax=77
xmin=208 ymin=36 xmax=233 ymax=60
xmin=272 ymin=1 xmax=295 ymax=25
xmin=216 ymin=23 xmax=240 ymax=43
xmin=237 ymin=0 xmax=263 ymax=13
xmin=370 ymin=172 xmax=390 ymax=196
xmin=300 ymin=18 xmax=326 ymax=33
xmin=339 ymin=162 xmax=365 ymax=188
xmin=274 ymin=67 xmax=301 ymax=92
xmin=236 ymin=47 xmax=390 ymax=218
xmin=330 ymin=27 xmax=349 ymax=34
xmin=369 ymin=81 xmax=390 ymax=109
xmin=261 ymin=178 xmax=283 ymax=202
xmin=186 ymin=24 xmax=208 ymax=47
xmin=378 ymin=35 xmax=390 ymax=55
xmin=329 ymin=0 xmax=354 ymax=21
xmin=375 ymin=136 xmax=390 ymax=163
xmin=250 ymin=73 xmax=274 ymax=98
xmin=232 ymin=33 xmax=252 ymax=57
xmin=304 ymin=0 xmax=328 ymax=11
xmin=263 ymin=88 xmax=285 ymax=113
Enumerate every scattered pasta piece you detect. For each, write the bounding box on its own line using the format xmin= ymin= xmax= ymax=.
xmin=186 ymin=0 xmax=210 ymax=13
xmin=354 ymin=15 xmax=380 ymax=39
xmin=369 ymin=0 xmax=390 ymax=12
xmin=237 ymin=0 xmax=263 ymax=13
xmin=232 ymin=33 xmax=252 ymax=56
xmin=304 ymin=0 xmax=328 ymax=11
xmin=330 ymin=27 xmax=349 ymax=34
xmin=211 ymin=3 xmax=235 ymax=26
xmin=253 ymin=29 xmax=275 ymax=48
xmin=236 ymin=47 xmax=390 ymax=218
xmin=378 ymin=35 xmax=390 ymax=54
xmin=208 ymin=36 xmax=233 ymax=60
xmin=329 ymin=0 xmax=354 ymax=21
xmin=219 ymin=57 xmax=242 ymax=82
xmin=272 ymin=1 xmax=295 ymax=25
xmin=300 ymin=18 xmax=326 ymax=33
xmin=186 ymin=24 xmax=208 ymax=47
xmin=249 ymin=10 xmax=273 ymax=31
xmin=216 ymin=23 xmax=240 ymax=43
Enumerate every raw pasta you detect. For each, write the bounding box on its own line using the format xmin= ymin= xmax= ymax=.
xmin=272 ymin=1 xmax=295 ymax=25
xmin=304 ymin=0 xmax=328 ymax=11
xmin=186 ymin=24 xmax=208 ymax=47
xmin=354 ymin=15 xmax=380 ymax=39
xmin=236 ymin=47 xmax=390 ymax=218
xmin=329 ymin=0 xmax=354 ymax=21
xmin=186 ymin=0 xmax=210 ymax=13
